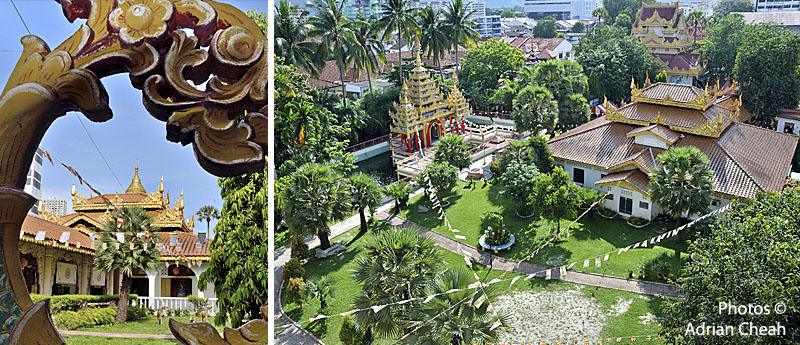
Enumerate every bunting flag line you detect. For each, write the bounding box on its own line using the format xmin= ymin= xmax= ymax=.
xmin=595 ymin=256 xmax=601 ymax=268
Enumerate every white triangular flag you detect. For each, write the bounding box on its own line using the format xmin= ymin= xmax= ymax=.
xmin=510 ymin=276 xmax=520 ymax=286
xmin=423 ymin=295 xmax=435 ymax=303
xmin=455 ymin=235 xmax=466 ymax=240
xmin=489 ymin=319 xmax=502 ymax=331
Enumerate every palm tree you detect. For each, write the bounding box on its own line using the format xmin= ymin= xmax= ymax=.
xmin=279 ymin=163 xmax=351 ymax=249
xmin=687 ymin=11 xmax=706 ymax=45
xmin=351 ymin=226 xmax=443 ymax=339
xmin=275 ymin=0 xmax=321 ymax=76
xmin=418 ymin=6 xmax=449 ymax=78
xmin=351 ymin=14 xmax=385 ymax=94
xmin=406 ymin=268 xmax=512 ymax=344
xmin=443 ymin=0 xmax=480 ymax=69
xmin=309 ymin=0 xmax=359 ymax=106
xmin=649 ymin=147 xmax=714 ymax=242
xmin=195 ymin=205 xmax=219 ymax=236
xmin=592 ymin=7 xmax=608 ymax=26
xmin=434 ymin=134 xmax=471 ymax=170
xmin=383 ymin=181 xmax=412 ymax=214
xmin=95 ymin=207 xmax=161 ymax=322
xmin=376 ymin=0 xmax=420 ymax=80
xmin=304 ymin=275 xmax=334 ymax=309
xmin=348 ymin=172 xmax=382 ymax=235
xmin=512 ymin=84 xmax=558 ymax=135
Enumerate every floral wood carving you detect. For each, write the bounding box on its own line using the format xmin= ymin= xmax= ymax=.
xmin=0 ymin=1 xmax=267 ymax=344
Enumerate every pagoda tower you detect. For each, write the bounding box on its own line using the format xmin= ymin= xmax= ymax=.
xmin=389 ymin=38 xmax=472 ymax=152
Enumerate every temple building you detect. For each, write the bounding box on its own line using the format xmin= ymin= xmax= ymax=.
xmin=20 ymin=165 xmax=218 ymax=312
xmin=389 ymin=39 xmax=472 ymax=154
xmin=548 ymin=81 xmax=798 ymax=220
xmin=632 ymin=2 xmax=704 ymax=85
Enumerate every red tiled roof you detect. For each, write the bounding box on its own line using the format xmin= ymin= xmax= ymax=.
xmin=21 ymin=215 xmax=95 ymax=250
xmin=640 ymin=82 xmax=702 ymax=103
xmin=86 ymin=193 xmax=148 ymax=204
xmin=656 ymin=52 xmax=700 ymax=71
xmin=636 ymin=5 xmax=679 ymax=26
xmin=530 ymin=38 xmax=564 ymax=52
xmin=595 ymin=170 xmax=651 ymax=196
xmin=778 ymin=108 xmax=800 ymax=120
xmin=156 ymin=232 xmax=210 ymax=258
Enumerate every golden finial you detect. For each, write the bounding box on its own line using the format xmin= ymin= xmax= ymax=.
xmin=177 ymin=190 xmax=184 ymax=210
xmin=630 ymin=77 xmax=637 ymax=90
xmin=158 ymin=177 xmax=164 ymax=194
xmin=165 ymin=191 xmax=170 ymax=208
xmin=71 ymin=183 xmax=76 ymax=197
xmin=37 ymin=200 xmax=45 ymax=214
xmin=414 ymin=36 xmax=422 ymax=66
xmin=645 ymin=72 xmax=651 ymax=86
xmin=125 ymin=163 xmax=147 ymax=194
xmin=452 ymin=71 xmax=459 ymax=90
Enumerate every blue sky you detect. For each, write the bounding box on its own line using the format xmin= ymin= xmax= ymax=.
xmin=0 ymin=0 xmax=268 ymax=237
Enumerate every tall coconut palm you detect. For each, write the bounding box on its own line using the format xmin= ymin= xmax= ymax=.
xmin=347 ymin=172 xmax=382 ymax=235
xmin=649 ymin=146 xmax=714 ymax=242
xmin=195 ymin=205 xmax=219 ymax=236
xmin=351 ymin=14 xmax=385 ymax=94
xmin=592 ymin=7 xmax=608 ymax=26
xmin=279 ymin=163 xmax=351 ymax=249
xmin=351 ymin=226 xmax=443 ymax=339
xmin=275 ymin=0 xmax=320 ymax=76
xmin=406 ymin=268 xmax=512 ymax=344
xmin=376 ymin=0 xmax=421 ymax=80
xmin=418 ymin=6 xmax=449 ymax=78
xmin=443 ymin=0 xmax=480 ymax=69
xmin=309 ymin=0 xmax=359 ymax=106
xmin=95 ymin=207 xmax=162 ymax=322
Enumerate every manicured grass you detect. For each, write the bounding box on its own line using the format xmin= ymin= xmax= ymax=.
xmin=63 ymin=335 xmax=180 ymax=344
xmin=71 ymin=316 xmax=226 ymax=335
xmin=281 ymin=224 xmax=668 ymax=345
xmin=398 ymin=180 xmax=691 ymax=281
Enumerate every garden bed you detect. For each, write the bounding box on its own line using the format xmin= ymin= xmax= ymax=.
xmin=626 ymin=217 xmax=651 ymax=228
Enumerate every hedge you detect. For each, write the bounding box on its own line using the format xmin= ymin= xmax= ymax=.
xmin=53 ymin=305 xmax=152 ymax=330
xmin=31 ymin=294 xmax=138 ymax=312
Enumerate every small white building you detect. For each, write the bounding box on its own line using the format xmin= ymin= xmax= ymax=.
xmin=777 ymin=108 xmax=800 ymax=135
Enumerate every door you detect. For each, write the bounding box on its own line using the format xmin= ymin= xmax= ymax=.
xmin=619 ymin=197 xmax=633 ymax=215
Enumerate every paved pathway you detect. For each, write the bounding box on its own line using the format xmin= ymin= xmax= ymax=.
xmin=59 ymin=330 xmax=175 ymax=339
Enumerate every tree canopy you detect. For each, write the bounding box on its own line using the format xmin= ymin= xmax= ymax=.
xmin=532 ymin=16 xmax=557 ymax=38
xmin=460 ymin=39 xmax=525 ymax=92
xmin=434 ymin=134 xmax=471 ymax=170
xmin=649 ymin=147 xmax=714 ymax=235
xmin=714 ymin=0 xmax=754 ymax=17
xmin=511 ymin=84 xmax=558 ymax=135
xmin=702 ymin=14 xmax=747 ymax=79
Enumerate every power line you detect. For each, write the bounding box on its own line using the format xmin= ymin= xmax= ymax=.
xmin=73 ymin=113 xmax=125 ymax=190
xmin=10 ymin=0 xmax=31 ymax=35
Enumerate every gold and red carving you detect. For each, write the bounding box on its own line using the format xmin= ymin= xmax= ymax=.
xmin=0 ymin=1 xmax=267 ymax=344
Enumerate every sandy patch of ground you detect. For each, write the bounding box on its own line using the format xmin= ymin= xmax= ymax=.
xmin=639 ymin=313 xmax=657 ymax=325
xmin=494 ymin=287 xmax=606 ymax=343
xmin=544 ymin=254 xmax=567 ymax=266
xmin=610 ymin=298 xmax=633 ymax=316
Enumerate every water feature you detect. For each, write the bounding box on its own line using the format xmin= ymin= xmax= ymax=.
xmin=351 ymin=151 xmax=398 ymax=186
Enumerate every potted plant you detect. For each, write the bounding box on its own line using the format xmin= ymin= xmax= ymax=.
xmin=479 ymin=212 xmax=514 ymax=253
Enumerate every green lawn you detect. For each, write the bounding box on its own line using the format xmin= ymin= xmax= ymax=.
xmin=71 ymin=316 xmax=226 ymax=335
xmin=63 ymin=335 xmax=180 ymax=344
xmin=281 ymin=224 xmax=668 ymax=345
xmin=398 ymin=180 xmax=691 ymax=282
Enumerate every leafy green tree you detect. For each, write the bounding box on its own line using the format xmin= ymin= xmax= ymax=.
xmin=95 ymin=207 xmax=161 ymax=322
xmin=424 ymin=162 xmax=459 ymax=198
xmin=735 ymin=23 xmax=800 ymax=128
xmin=500 ymin=9 xmax=515 ymax=18
xmin=498 ymin=160 xmax=539 ymax=215
xmin=460 ymin=39 xmax=525 ymax=93
xmin=377 ymin=0 xmax=420 ymax=78
xmin=275 ymin=0 xmax=321 ymax=76
xmin=529 ymin=167 xmax=582 ymax=238
xmin=199 ymin=171 xmax=269 ymax=327
xmin=714 ymin=0 xmax=753 ymax=17
xmin=405 ymin=268 xmax=512 ymax=344
xmin=592 ymin=7 xmax=609 ymax=25
xmin=575 ymin=25 xmax=659 ymax=103
xmin=649 ymin=147 xmax=714 ymax=241
xmin=443 ymin=0 xmax=480 ymax=68
xmin=661 ymin=188 xmax=800 ymax=345
xmin=352 ymin=14 xmax=385 ymax=94
xmin=279 ymin=163 xmax=351 ymax=249
xmin=654 ymin=70 xmax=668 ymax=83
xmin=359 ymin=86 xmax=400 ymax=140
xmin=512 ymin=85 xmax=558 ymax=135
xmin=418 ymin=6 xmax=450 ymax=78
xmin=434 ymin=134 xmax=471 ymax=170
xmin=687 ymin=11 xmax=707 ymax=44
xmin=532 ymin=59 xmax=590 ymax=130
xmin=571 ymin=21 xmax=586 ymax=33
xmin=602 ymin=0 xmax=648 ymax=24
xmin=309 ymin=0 xmax=359 ymax=106
xmin=195 ymin=205 xmax=219 ymax=236
xmin=304 ymin=275 xmax=334 ymax=309
xmin=614 ymin=13 xmax=632 ymax=30
xmin=532 ymin=16 xmax=557 ymax=38
xmin=339 ymin=316 xmax=365 ymax=345
xmin=702 ymin=14 xmax=747 ymax=79
xmin=384 ymin=181 xmax=413 ymax=214
xmin=352 ymin=226 xmax=442 ymax=340
xmin=348 ymin=172 xmax=382 ymax=235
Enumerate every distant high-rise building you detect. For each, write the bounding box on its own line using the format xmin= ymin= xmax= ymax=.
xmin=525 ymin=0 xmax=597 ymax=20
xmin=25 ymin=147 xmax=44 ymax=216
xmin=755 ymin=0 xmax=800 ymax=12
xmin=344 ymin=0 xmax=385 ymax=18
xmin=42 ymin=198 xmax=68 ymax=217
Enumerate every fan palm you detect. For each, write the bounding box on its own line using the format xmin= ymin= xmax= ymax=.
xmin=383 ymin=181 xmax=412 ymax=214
xmin=352 ymin=14 xmax=385 ymax=94
xmin=434 ymin=134 xmax=471 ymax=170
xmin=649 ymin=146 xmax=714 ymax=241
xmin=279 ymin=163 xmax=351 ymax=249
xmin=309 ymin=0 xmax=359 ymax=106
xmin=406 ymin=268 xmax=512 ymax=344
xmin=195 ymin=205 xmax=219 ymax=236
xmin=95 ymin=207 xmax=162 ymax=322
xmin=348 ymin=172 xmax=382 ymax=235
xmin=351 ymin=226 xmax=443 ymax=338
xmin=304 ymin=275 xmax=334 ymax=309
xmin=275 ymin=0 xmax=321 ymax=76
xmin=376 ymin=0 xmax=421 ymax=80
xmin=443 ymin=0 xmax=480 ymax=69
xmin=418 ymin=6 xmax=449 ymax=79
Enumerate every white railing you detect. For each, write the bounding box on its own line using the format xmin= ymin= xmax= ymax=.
xmin=139 ymin=297 xmax=219 ymax=315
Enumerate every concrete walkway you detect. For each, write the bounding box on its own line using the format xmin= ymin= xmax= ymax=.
xmin=59 ymin=330 xmax=175 ymax=339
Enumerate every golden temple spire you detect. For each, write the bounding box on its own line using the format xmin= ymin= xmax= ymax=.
xmin=165 ymin=191 xmax=170 ymax=208
xmin=177 ymin=190 xmax=184 ymax=210
xmin=125 ymin=163 xmax=147 ymax=194
xmin=158 ymin=177 xmax=164 ymax=194
xmin=452 ymin=71 xmax=458 ymax=90
xmin=71 ymin=183 xmax=76 ymax=197
xmin=630 ymin=77 xmax=637 ymax=90
xmin=414 ymin=36 xmax=422 ymax=67
xmin=645 ymin=72 xmax=651 ymax=86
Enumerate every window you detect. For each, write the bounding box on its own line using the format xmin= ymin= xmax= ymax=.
xmin=34 ymin=171 xmax=41 ymax=181
xmin=33 ymin=180 xmax=40 ymax=189
xmin=784 ymin=122 xmax=795 ymax=134
xmin=574 ymin=168 xmax=584 ymax=184
xmin=35 ymin=155 xmax=43 ymax=165
xmin=712 ymin=199 xmax=720 ymax=206
xmin=619 ymin=197 xmax=633 ymax=215
xmin=639 ymin=201 xmax=649 ymax=209
xmin=607 ymin=193 xmax=614 ymax=201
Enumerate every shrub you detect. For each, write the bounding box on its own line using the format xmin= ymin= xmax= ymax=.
xmin=627 ymin=216 xmax=649 ymax=226
xmin=53 ymin=306 xmax=116 ymax=330
xmin=290 ymin=234 xmax=309 ymax=260
xmin=32 ymin=294 xmax=138 ymax=312
xmin=423 ymin=162 xmax=458 ymax=196
xmin=597 ymin=206 xmax=616 ymax=218
xmin=482 ymin=212 xmax=511 ymax=246
xmin=187 ymin=295 xmax=209 ymax=312
xmin=339 ymin=316 xmax=364 ymax=345
xmin=285 ymin=277 xmax=306 ymax=305
xmin=283 ymin=258 xmax=305 ymax=281
xmin=126 ymin=305 xmax=151 ymax=321
xmin=579 ymin=187 xmax=601 ymax=208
